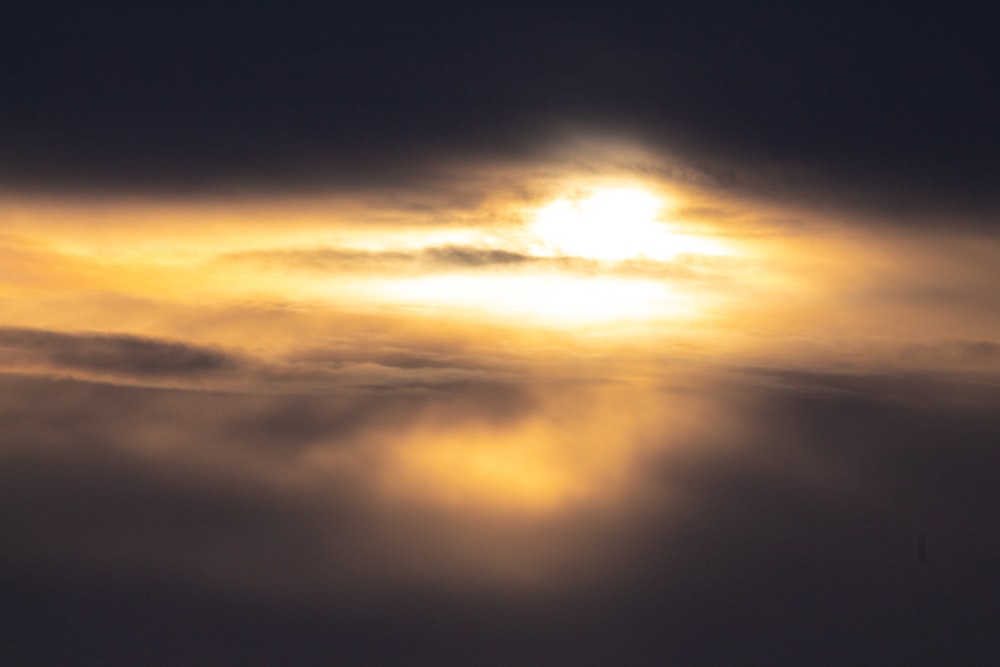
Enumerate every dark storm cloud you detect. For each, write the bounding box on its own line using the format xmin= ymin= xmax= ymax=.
xmin=4 ymin=3 xmax=1000 ymax=225
xmin=0 ymin=327 xmax=240 ymax=378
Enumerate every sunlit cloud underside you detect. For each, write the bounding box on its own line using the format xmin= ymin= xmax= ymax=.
xmin=2 ymin=164 xmax=999 ymax=537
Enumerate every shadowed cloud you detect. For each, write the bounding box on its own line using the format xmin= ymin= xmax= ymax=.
xmin=0 ymin=327 xmax=240 ymax=378
xmin=1 ymin=366 xmax=999 ymax=665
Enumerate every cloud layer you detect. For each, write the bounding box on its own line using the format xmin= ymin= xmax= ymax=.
xmin=2 ymin=4 xmax=1000 ymax=664
xmin=3 ymin=3 xmax=1000 ymax=227
xmin=2 ymin=359 xmax=999 ymax=664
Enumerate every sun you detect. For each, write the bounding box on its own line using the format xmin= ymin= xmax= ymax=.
xmin=530 ymin=187 xmax=665 ymax=261
xmin=529 ymin=187 xmax=726 ymax=262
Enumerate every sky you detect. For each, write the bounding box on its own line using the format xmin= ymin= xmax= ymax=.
xmin=2 ymin=3 xmax=1000 ymax=665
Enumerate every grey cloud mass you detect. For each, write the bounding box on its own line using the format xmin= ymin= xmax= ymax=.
xmin=1 ymin=365 xmax=999 ymax=665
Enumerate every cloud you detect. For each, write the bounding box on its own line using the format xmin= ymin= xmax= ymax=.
xmin=0 ymin=370 xmax=603 ymax=596
xmin=2 ymin=4 xmax=1000 ymax=662
xmin=223 ymin=245 xmax=535 ymax=273
xmin=0 ymin=325 xmax=538 ymax=399
xmin=221 ymin=243 xmax=731 ymax=286
xmin=2 ymin=365 xmax=1000 ymax=664
xmin=0 ymin=327 xmax=241 ymax=379
xmin=2 ymin=4 xmax=1000 ymax=230
xmin=899 ymin=339 xmax=1000 ymax=367
xmin=422 ymin=245 xmax=531 ymax=267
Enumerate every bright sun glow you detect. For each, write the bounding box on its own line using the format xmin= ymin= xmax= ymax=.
xmin=372 ymin=273 xmax=696 ymax=324
xmin=307 ymin=186 xmax=741 ymax=327
xmin=531 ymin=187 xmax=730 ymax=261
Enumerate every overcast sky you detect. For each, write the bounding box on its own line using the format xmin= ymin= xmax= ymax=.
xmin=2 ymin=3 xmax=1000 ymax=665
